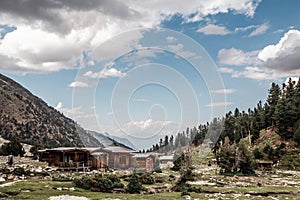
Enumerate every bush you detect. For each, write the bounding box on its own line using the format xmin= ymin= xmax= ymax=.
xmin=253 ymin=148 xmax=263 ymax=159
xmin=139 ymin=174 xmax=155 ymax=184
xmin=0 ymin=167 xmax=11 ymax=174
xmin=0 ymin=136 xmax=25 ymax=157
xmin=13 ymin=167 xmax=25 ymax=176
xmin=126 ymin=173 xmax=145 ymax=194
xmin=73 ymin=176 xmax=93 ymax=190
xmin=112 ymin=182 xmax=125 ymax=189
xmin=73 ymin=174 xmax=124 ymax=192
xmin=94 ymin=176 xmax=113 ymax=192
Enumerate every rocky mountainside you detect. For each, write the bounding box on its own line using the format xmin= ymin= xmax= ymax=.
xmin=0 ymin=73 xmax=101 ymax=148
xmin=87 ymin=130 xmax=136 ymax=150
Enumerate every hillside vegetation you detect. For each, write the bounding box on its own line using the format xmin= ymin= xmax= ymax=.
xmin=0 ymin=73 xmax=101 ymax=148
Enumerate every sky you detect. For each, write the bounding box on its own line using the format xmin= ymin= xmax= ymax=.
xmin=0 ymin=0 xmax=299 ymax=149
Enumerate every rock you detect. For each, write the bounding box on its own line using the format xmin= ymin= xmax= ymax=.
xmin=182 ymin=195 xmax=191 ymax=200
xmin=69 ymin=187 xmax=75 ymax=191
xmin=56 ymin=187 xmax=62 ymax=190
xmin=30 ymin=173 xmax=35 ymax=177
xmin=7 ymin=175 xmax=14 ymax=180
xmin=0 ymin=177 xmax=5 ymax=182
xmin=35 ymin=167 xmax=42 ymax=173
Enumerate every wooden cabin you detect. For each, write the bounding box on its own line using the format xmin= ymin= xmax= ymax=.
xmin=101 ymin=146 xmax=137 ymax=170
xmin=257 ymin=160 xmax=273 ymax=171
xmin=38 ymin=147 xmax=92 ymax=170
xmin=132 ymin=154 xmax=155 ymax=172
xmin=90 ymin=151 xmax=108 ymax=169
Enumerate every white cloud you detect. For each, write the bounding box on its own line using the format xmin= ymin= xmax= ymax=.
xmin=218 ymin=48 xmax=260 ymax=66
xmin=84 ymin=68 xmax=126 ymax=79
xmin=211 ymin=88 xmax=237 ymax=94
xmin=197 ymin=24 xmax=230 ymax=35
xmin=55 ymin=102 xmax=98 ymax=120
xmin=249 ymin=23 xmax=269 ymax=37
xmin=166 ymin=36 xmax=177 ymax=43
xmin=218 ymin=66 xmax=278 ymax=80
xmin=134 ymin=98 xmax=150 ymax=102
xmin=218 ymin=29 xmax=300 ymax=80
xmin=167 ymin=43 xmax=196 ymax=58
xmin=235 ymin=25 xmax=256 ymax=32
xmin=206 ymin=101 xmax=232 ymax=107
xmin=120 ymin=119 xmax=177 ymax=139
xmin=68 ymin=81 xmax=89 ymax=88
xmin=0 ymin=0 xmax=262 ymax=74
xmin=258 ymin=29 xmax=300 ymax=72
xmin=107 ymin=112 xmax=114 ymax=116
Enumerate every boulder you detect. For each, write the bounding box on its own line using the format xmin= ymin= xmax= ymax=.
xmin=7 ymin=175 xmax=14 ymax=180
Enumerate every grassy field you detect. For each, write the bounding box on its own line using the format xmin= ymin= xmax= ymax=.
xmin=0 ymin=179 xmax=299 ymax=200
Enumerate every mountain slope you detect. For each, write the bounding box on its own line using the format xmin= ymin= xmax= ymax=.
xmin=104 ymin=132 xmax=137 ymax=150
xmin=87 ymin=130 xmax=136 ymax=150
xmin=0 ymin=73 xmax=101 ymax=148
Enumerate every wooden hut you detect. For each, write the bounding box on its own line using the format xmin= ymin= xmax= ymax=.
xmin=101 ymin=146 xmax=137 ymax=170
xmin=38 ymin=147 xmax=92 ymax=170
xmin=132 ymin=154 xmax=155 ymax=172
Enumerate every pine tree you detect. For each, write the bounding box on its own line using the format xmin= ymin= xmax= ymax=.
xmin=216 ymin=137 xmax=236 ymax=173
xmin=274 ymin=97 xmax=288 ymax=140
xmin=294 ymin=125 xmax=300 ymax=146
xmin=236 ymin=141 xmax=255 ymax=175
xmin=266 ymin=83 xmax=281 ymax=127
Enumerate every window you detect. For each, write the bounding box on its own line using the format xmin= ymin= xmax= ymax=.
xmin=119 ymin=156 xmax=126 ymax=164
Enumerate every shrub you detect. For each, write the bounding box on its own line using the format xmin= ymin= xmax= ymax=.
xmin=73 ymin=176 xmax=93 ymax=190
xmin=112 ymin=182 xmax=124 ymax=189
xmin=94 ymin=176 xmax=113 ymax=192
xmin=13 ymin=167 xmax=25 ymax=176
xmin=0 ymin=167 xmax=11 ymax=174
xmin=126 ymin=173 xmax=145 ymax=194
xmin=139 ymin=174 xmax=155 ymax=184
xmin=73 ymin=174 xmax=124 ymax=192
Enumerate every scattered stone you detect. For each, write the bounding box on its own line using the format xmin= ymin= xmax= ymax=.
xmin=49 ymin=195 xmax=89 ymax=200
xmin=56 ymin=187 xmax=62 ymax=190
xmin=0 ymin=177 xmax=5 ymax=182
xmin=182 ymin=195 xmax=191 ymax=200
xmin=69 ymin=187 xmax=75 ymax=191
xmin=7 ymin=175 xmax=14 ymax=180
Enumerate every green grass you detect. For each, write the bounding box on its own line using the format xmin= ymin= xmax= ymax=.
xmin=0 ymin=179 xmax=299 ymax=200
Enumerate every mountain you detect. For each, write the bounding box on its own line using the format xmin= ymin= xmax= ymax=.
xmin=87 ymin=130 xmax=136 ymax=150
xmin=0 ymin=73 xmax=101 ymax=148
xmin=104 ymin=132 xmax=137 ymax=150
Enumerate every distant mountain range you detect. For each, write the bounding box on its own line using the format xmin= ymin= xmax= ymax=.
xmin=87 ymin=130 xmax=136 ymax=150
xmin=0 ymin=73 xmax=132 ymax=149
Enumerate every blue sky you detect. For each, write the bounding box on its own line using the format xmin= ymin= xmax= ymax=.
xmin=0 ymin=0 xmax=299 ymax=149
